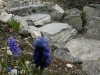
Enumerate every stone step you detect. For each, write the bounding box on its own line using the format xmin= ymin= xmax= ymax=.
xmin=23 ymin=13 xmax=51 ymax=26
xmin=65 ymin=37 xmax=100 ymax=61
xmin=28 ymin=22 xmax=77 ymax=44
xmin=9 ymin=4 xmax=47 ymax=16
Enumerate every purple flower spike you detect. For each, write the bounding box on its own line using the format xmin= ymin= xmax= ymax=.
xmin=8 ymin=67 xmax=12 ymax=72
xmin=33 ymin=37 xmax=51 ymax=69
xmin=8 ymin=37 xmax=20 ymax=57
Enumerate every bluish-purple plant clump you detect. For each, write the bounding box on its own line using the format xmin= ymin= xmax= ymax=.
xmin=33 ymin=37 xmax=51 ymax=69
xmin=8 ymin=37 xmax=20 ymax=57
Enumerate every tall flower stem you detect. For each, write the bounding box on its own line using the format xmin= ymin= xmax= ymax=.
xmin=40 ymin=68 xmax=44 ymax=75
xmin=17 ymin=60 xmax=19 ymax=75
xmin=18 ymin=57 xmax=28 ymax=75
xmin=5 ymin=44 xmax=8 ymax=75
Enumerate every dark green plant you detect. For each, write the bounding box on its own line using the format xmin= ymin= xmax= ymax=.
xmin=8 ymin=18 xmax=20 ymax=32
xmin=80 ymin=11 xmax=87 ymax=22
xmin=47 ymin=9 xmax=52 ymax=13
xmin=61 ymin=12 xmax=68 ymax=21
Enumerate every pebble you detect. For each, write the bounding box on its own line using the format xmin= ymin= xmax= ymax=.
xmin=7 ymin=50 xmax=12 ymax=56
xmin=1 ymin=47 xmax=9 ymax=50
xmin=66 ymin=64 xmax=73 ymax=68
xmin=49 ymin=70 xmax=52 ymax=72
xmin=10 ymin=69 xmax=17 ymax=75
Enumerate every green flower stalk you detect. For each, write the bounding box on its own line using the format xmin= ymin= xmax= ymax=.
xmin=4 ymin=44 xmax=8 ymax=75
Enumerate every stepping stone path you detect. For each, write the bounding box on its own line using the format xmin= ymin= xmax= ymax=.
xmin=1 ymin=0 xmax=100 ymax=75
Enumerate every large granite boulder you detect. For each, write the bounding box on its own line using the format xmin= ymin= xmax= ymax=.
xmin=65 ymin=37 xmax=100 ymax=61
xmin=53 ymin=48 xmax=82 ymax=63
xmin=83 ymin=5 xmax=100 ymax=20
xmin=28 ymin=23 xmax=77 ymax=44
xmin=62 ymin=14 xmax=82 ymax=31
xmin=84 ymin=16 xmax=100 ymax=40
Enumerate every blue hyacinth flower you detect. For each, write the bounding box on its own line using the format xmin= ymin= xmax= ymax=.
xmin=8 ymin=67 xmax=12 ymax=72
xmin=8 ymin=37 xmax=20 ymax=57
xmin=33 ymin=37 xmax=51 ymax=69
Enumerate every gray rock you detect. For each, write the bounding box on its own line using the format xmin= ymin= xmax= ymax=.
xmin=5 ymin=0 xmax=41 ymax=8
xmin=0 ymin=12 xmax=13 ymax=23
xmin=48 ymin=4 xmax=64 ymax=21
xmin=9 ymin=4 xmax=47 ymax=16
xmin=89 ymin=4 xmax=100 ymax=10
xmin=62 ymin=14 xmax=82 ymax=31
xmin=43 ymin=2 xmax=54 ymax=9
xmin=13 ymin=16 xmax=29 ymax=35
xmin=65 ymin=8 xmax=81 ymax=15
xmin=53 ymin=48 xmax=82 ymax=63
xmin=51 ymin=26 xmax=77 ymax=45
xmin=82 ymin=60 xmax=100 ymax=75
xmin=0 ymin=9 xmax=13 ymax=23
xmin=83 ymin=6 xmax=100 ymax=20
xmin=10 ymin=69 xmax=17 ymax=75
xmin=0 ymin=0 xmax=4 ymax=9
xmin=29 ymin=30 xmax=42 ymax=39
xmin=65 ymin=37 xmax=100 ymax=61
xmin=28 ymin=22 xmax=77 ymax=44
xmin=28 ymin=23 xmax=69 ymax=35
xmin=84 ymin=16 xmax=100 ymax=40
xmin=23 ymin=14 xmax=51 ymax=26
xmin=0 ymin=9 xmax=7 ymax=14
